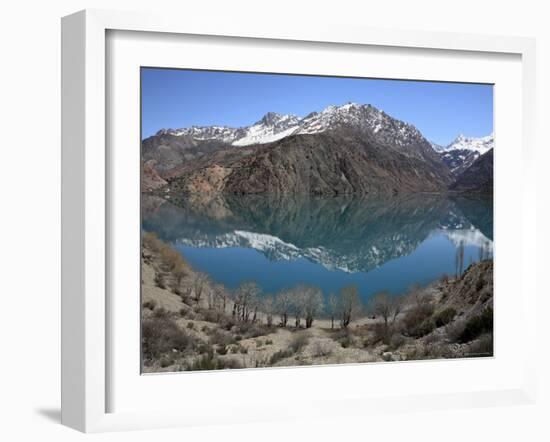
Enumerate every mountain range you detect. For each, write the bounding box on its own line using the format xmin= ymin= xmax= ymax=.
xmin=142 ymin=102 xmax=493 ymax=196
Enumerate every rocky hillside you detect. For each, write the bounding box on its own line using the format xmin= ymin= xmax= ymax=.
xmin=440 ymin=149 xmax=481 ymax=177
xmin=450 ymin=149 xmax=493 ymax=194
xmin=142 ymin=132 xmax=233 ymax=174
xmin=437 ymin=260 xmax=493 ymax=318
xmin=141 ymin=160 xmax=167 ymax=191
xmin=165 ymin=130 xmax=451 ymax=196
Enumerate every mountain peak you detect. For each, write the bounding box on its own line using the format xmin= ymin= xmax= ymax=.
xmin=153 ymin=102 xmax=431 ymax=151
xmin=435 ymin=133 xmax=494 ymax=176
xmin=445 ymin=133 xmax=494 ymax=153
xmin=257 ymin=112 xmax=298 ymax=127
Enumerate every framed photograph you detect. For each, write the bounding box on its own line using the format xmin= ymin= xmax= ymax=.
xmin=61 ymin=9 xmax=538 ymax=432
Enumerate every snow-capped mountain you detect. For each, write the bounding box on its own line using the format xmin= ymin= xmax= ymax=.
xmin=158 ymin=111 xmax=303 ymax=146
xmin=232 ymin=112 xmax=302 ymax=146
xmin=156 ymin=125 xmax=240 ymax=143
xmin=432 ymin=133 xmax=494 ymax=154
xmin=298 ymin=103 xmax=429 ymax=151
xmin=156 ymin=102 xmax=431 ymax=152
xmin=433 ymin=133 xmax=494 ymax=176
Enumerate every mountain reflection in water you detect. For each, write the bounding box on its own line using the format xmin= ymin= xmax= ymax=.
xmin=142 ymin=193 xmax=493 ymax=301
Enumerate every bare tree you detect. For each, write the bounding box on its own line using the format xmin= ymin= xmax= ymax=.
xmin=455 ymin=240 xmax=465 ymax=277
xmin=173 ymin=264 xmax=187 ymax=294
xmin=206 ymin=286 xmax=215 ymax=310
xmin=231 ymin=287 xmax=239 ymax=318
xmin=275 ymin=289 xmax=292 ymax=327
xmin=176 ymin=283 xmax=193 ymax=304
xmin=370 ymin=292 xmax=402 ymax=328
xmin=212 ymin=283 xmax=228 ymax=313
xmin=191 ymin=272 xmax=209 ymax=304
xmin=340 ymin=285 xmax=362 ymax=328
xmin=262 ymin=295 xmax=275 ymax=327
xmin=301 ymin=286 xmax=324 ymax=328
xmin=327 ymin=293 xmax=338 ymax=330
xmin=289 ymin=287 xmax=304 ymax=328
xmin=235 ymin=281 xmax=260 ymax=322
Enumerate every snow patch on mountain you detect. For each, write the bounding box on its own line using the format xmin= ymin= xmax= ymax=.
xmin=156 ymin=102 xmax=431 ymax=149
xmin=232 ymin=123 xmax=300 ymax=146
xmin=430 ymin=141 xmax=445 ymax=152
xmin=432 ymin=133 xmax=494 ymax=154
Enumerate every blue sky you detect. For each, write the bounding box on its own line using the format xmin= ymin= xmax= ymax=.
xmin=141 ymin=68 xmax=493 ymax=146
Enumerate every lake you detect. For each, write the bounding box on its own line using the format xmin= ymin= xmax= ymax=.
xmin=142 ymin=193 xmax=493 ymax=303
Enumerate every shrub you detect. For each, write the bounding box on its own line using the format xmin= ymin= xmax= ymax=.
xmin=389 ymin=333 xmax=405 ymax=350
xmin=222 ymin=358 xmax=244 ymax=369
xmin=417 ymin=319 xmax=435 ymax=337
xmin=265 ymin=339 xmax=273 ymax=345
xmin=186 ymin=322 xmax=195 ymax=330
xmin=445 ymin=319 xmax=467 ymax=343
xmin=269 ymin=349 xmax=294 ymax=365
xmin=142 ymin=300 xmax=157 ymax=311
xmin=216 ymin=345 xmax=228 ymax=355
xmin=289 ymin=332 xmax=310 ymax=353
xmin=311 ymin=340 xmax=332 ymax=357
xmin=458 ymin=307 xmax=493 ymax=343
xmin=159 ymin=357 xmax=173 ymax=368
xmin=153 ymin=307 xmax=171 ymax=319
xmin=209 ymin=329 xmax=236 ymax=347
xmin=179 ymin=308 xmax=187 ymax=317
xmin=434 ymin=308 xmax=457 ymax=328
xmin=220 ymin=317 xmax=237 ymax=331
xmin=142 ymin=315 xmax=195 ymax=360
xmin=338 ymin=336 xmax=353 ymax=348
xmin=235 ymin=322 xmax=269 ymax=339
xmin=330 ymin=328 xmax=354 ymax=348
xmin=469 ymin=333 xmax=493 ymax=356
xmin=370 ymin=323 xmax=392 ymax=345
xmin=154 ymin=274 xmax=167 ymax=289
xmin=403 ymin=304 xmax=435 ymax=337
xmin=196 ymin=343 xmax=213 ymax=356
xmin=186 ymin=353 xmax=224 ymax=371
xmin=423 ymin=332 xmax=441 ymax=345
xmin=200 ymin=308 xmax=223 ymax=323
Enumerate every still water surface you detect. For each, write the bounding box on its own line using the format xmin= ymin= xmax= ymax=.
xmin=142 ymin=194 xmax=493 ymax=303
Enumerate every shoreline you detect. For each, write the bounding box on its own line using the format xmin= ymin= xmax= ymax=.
xmin=141 ymin=233 xmax=494 ymax=372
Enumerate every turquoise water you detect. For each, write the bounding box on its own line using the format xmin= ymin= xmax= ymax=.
xmin=142 ymin=193 xmax=493 ymax=303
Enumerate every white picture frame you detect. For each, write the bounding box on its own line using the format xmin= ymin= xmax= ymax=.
xmin=61 ymin=9 xmax=538 ymax=433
